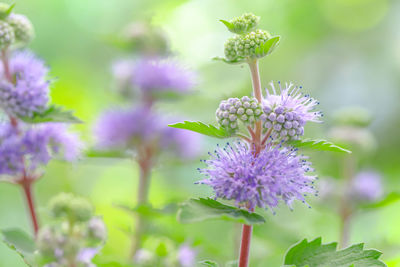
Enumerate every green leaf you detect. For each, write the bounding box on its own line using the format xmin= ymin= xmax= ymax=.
xmin=1 ymin=228 xmax=35 ymax=266
xmin=254 ymin=36 xmax=280 ymax=58
xmin=116 ymin=203 xmax=178 ymax=218
xmin=19 ymin=105 xmax=82 ymax=124
xmin=5 ymin=3 xmax=15 ymax=15
xmin=212 ymin=56 xmax=247 ymax=65
xmin=199 ymin=260 xmax=220 ymax=267
xmin=219 ymin=19 xmax=235 ymax=32
xmin=284 ymin=237 xmax=386 ymax=267
xmin=225 ymin=260 xmax=238 ymax=267
xmin=288 ymin=139 xmax=351 ymax=154
xmin=168 ymin=121 xmax=233 ymax=139
xmin=360 ymin=192 xmax=400 ymax=210
xmin=177 ymin=198 xmax=265 ymax=225
xmin=86 ymin=149 xmax=129 ymax=158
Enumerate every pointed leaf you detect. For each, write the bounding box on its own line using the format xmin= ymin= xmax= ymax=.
xmin=360 ymin=192 xmax=400 ymax=210
xmin=255 ymin=36 xmax=280 ymax=58
xmin=288 ymin=139 xmax=351 ymax=153
xmin=20 ymin=105 xmax=82 ymax=124
xmin=212 ymin=56 xmax=246 ymax=65
xmin=1 ymin=228 xmax=35 ymax=266
xmin=168 ymin=121 xmax=233 ymax=139
xmin=284 ymin=237 xmax=386 ymax=267
xmin=5 ymin=3 xmax=15 ymax=15
xmin=177 ymin=198 xmax=265 ymax=225
xmin=199 ymin=260 xmax=220 ymax=267
xmin=219 ymin=19 xmax=234 ymax=31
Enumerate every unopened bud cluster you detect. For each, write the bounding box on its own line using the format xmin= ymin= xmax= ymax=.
xmin=222 ymin=13 xmax=272 ymax=61
xmin=37 ymin=193 xmax=106 ymax=266
xmin=0 ymin=3 xmax=34 ymax=48
xmin=216 ymin=96 xmax=262 ymax=131
xmin=261 ymin=105 xmax=306 ymax=141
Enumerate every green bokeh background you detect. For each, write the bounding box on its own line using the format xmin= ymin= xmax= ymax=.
xmin=1 ymin=0 xmax=400 ymax=266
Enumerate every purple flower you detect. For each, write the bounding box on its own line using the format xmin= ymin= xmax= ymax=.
xmin=198 ymin=142 xmax=316 ymax=211
xmin=76 ymin=247 xmax=99 ymax=266
xmin=132 ymin=58 xmax=195 ymax=94
xmin=261 ymin=82 xmax=322 ymax=140
xmin=351 ymin=170 xmax=384 ymax=202
xmin=111 ymin=59 xmax=135 ymax=95
xmin=94 ymin=107 xmax=201 ymax=158
xmin=0 ymin=50 xmax=50 ymax=117
xmin=177 ymin=244 xmax=197 ymax=267
xmin=93 ymin=106 xmax=161 ymax=150
xmin=0 ymin=122 xmax=82 ymax=178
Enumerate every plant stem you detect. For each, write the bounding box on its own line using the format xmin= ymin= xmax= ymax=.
xmin=1 ymin=48 xmax=12 ymax=83
xmin=19 ymin=176 xmax=39 ymax=236
xmin=130 ymin=146 xmax=153 ymax=258
xmin=237 ymin=59 xmax=264 ymax=267
xmin=238 ymin=224 xmax=253 ymax=267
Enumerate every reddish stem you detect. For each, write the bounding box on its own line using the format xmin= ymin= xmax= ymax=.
xmin=1 ymin=48 xmax=13 ymax=83
xmin=239 ymin=224 xmax=253 ymax=267
xmin=19 ymin=177 xmax=39 ymax=236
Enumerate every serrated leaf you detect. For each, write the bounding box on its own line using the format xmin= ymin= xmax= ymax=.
xmin=212 ymin=56 xmax=246 ymax=65
xmin=168 ymin=121 xmax=233 ymax=139
xmin=199 ymin=260 xmax=220 ymax=267
xmin=177 ymin=198 xmax=265 ymax=225
xmin=360 ymin=192 xmax=400 ymax=210
xmin=254 ymin=36 xmax=280 ymax=58
xmin=284 ymin=237 xmax=386 ymax=267
xmin=288 ymin=139 xmax=351 ymax=153
xmin=20 ymin=105 xmax=82 ymax=124
xmin=1 ymin=228 xmax=35 ymax=266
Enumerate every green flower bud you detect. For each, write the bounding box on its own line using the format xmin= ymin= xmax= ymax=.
xmin=49 ymin=193 xmax=94 ymax=223
xmin=0 ymin=3 xmax=13 ymax=20
xmin=224 ymin=37 xmax=239 ymax=61
xmin=236 ymin=29 xmax=271 ymax=58
xmin=0 ymin=20 xmax=14 ymax=48
xmin=228 ymin=13 xmax=260 ymax=34
xmin=87 ymin=217 xmax=107 ymax=243
xmin=7 ymin=14 xmax=34 ymax=45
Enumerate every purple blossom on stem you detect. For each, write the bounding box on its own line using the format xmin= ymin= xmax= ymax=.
xmin=0 ymin=50 xmax=50 ymax=117
xmin=198 ymin=142 xmax=316 ymax=211
xmin=0 ymin=122 xmax=82 ymax=178
xmin=261 ymin=82 xmax=322 ymax=140
xmin=132 ymin=58 xmax=195 ymax=94
xmin=351 ymin=170 xmax=384 ymax=202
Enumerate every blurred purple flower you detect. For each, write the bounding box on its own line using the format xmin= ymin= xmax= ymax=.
xmin=177 ymin=244 xmax=197 ymax=267
xmin=132 ymin=58 xmax=195 ymax=94
xmin=94 ymin=107 xmax=201 ymax=158
xmin=261 ymin=82 xmax=322 ymax=140
xmin=0 ymin=122 xmax=82 ymax=178
xmin=76 ymin=247 xmax=99 ymax=266
xmin=351 ymin=170 xmax=384 ymax=202
xmin=198 ymin=142 xmax=316 ymax=211
xmin=0 ymin=50 xmax=50 ymax=117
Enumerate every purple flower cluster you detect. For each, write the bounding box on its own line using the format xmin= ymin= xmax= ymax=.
xmin=198 ymin=142 xmax=316 ymax=210
xmin=112 ymin=57 xmax=195 ymax=98
xmin=261 ymin=82 xmax=322 ymax=140
xmin=0 ymin=122 xmax=81 ymax=178
xmin=351 ymin=170 xmax=384 ymax=202
xmin=94 ymin=106 xmax=200 ymax=158
xmin=177 ymin=244 xmax=197 ymax=267
xmin=0 ymin=50 xmax=50 ymax=117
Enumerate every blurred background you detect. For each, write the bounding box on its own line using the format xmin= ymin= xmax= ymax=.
xmin=1 ymin=0 xmax=400 ymax=266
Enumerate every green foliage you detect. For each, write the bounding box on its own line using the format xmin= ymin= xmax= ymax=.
xmin=20 ymin=105 xmax=82 ymax=124
xmin=288 ymin=139 xmax=351 ymax=153
xmin=284 ymin=237 xmax=386 ymax=267
xmin=360 ymin=192 xmax=400 ymax=210
xmin=199 ymin=260 xmax=220 ymax=267
xmin=213 ymin=56 xmax=246 ymax=65
xmin=0 ymin=3 xmax=15 ymax=19
xmin=116 ymin=203 xmax=178 ymax=218
xmin=177 ymin=198 xmax=265 ymax=225
xmin=254 ymin=36 xmax=280 ymax=58
xmin=1 ymin=228 xmax=35 ymax=266
xmin=168 ymin=121 xmax=233 ymax=139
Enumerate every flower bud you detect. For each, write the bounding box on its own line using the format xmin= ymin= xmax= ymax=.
xmin=87 ymin=217 xmax=107 ymax=243
xmin=0 ymin=21 xmax=14 ymax=48
xmin=224 ymin=37 xmax=239 ymax=61
xmin=0 ymin=3 xmax=12 ymax=20
xmin=49 ymin=193 xmax=93 ymax=223
xmin=226 ymin=13 xmax=260 ymax=34
xmin=7 ymin=14 xmax=34 ymax=45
